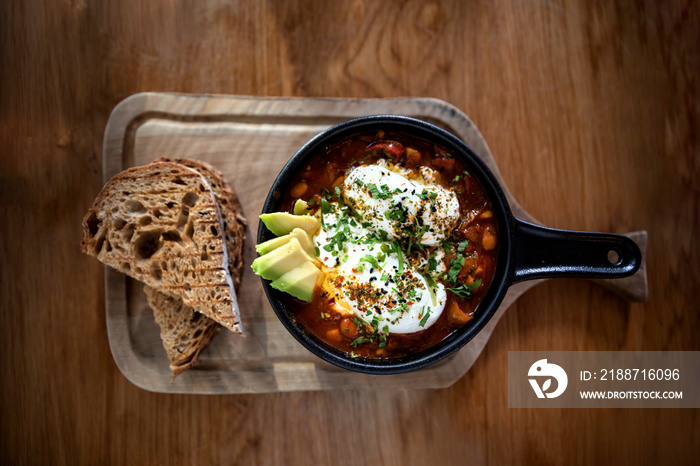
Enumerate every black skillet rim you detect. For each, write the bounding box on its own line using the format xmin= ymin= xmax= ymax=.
xmin=258 ymin=115 xmax=515 ymax=374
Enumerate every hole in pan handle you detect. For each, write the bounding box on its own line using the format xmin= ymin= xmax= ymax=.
xmin=512 ymin=219 xmax=642 ymax=283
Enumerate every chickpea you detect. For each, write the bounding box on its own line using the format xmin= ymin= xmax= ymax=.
xmin=482 ymin=229 xmax=496 ymax=251
xmin=290 ymin=182 xmax=308 ymax=198
xmin=447 ymin=301 xmax=472 ymax=326
xmin=326 ymin=328 xmax=342 ymax=342
xmin=340 ymin=317 xmax=359 ymax=339
xmin=331 ymin=176 xmax=345 ymax=188
xmin=405 ymin=147 xmax=421 ymax=166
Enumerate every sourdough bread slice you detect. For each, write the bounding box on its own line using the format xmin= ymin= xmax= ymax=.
xmin=157 ymin=157 xmax=246 ymax=286
xmin=81 ymin=161 xmax=241 ymax=333
xmin=144 ymin=158 xmax=247 ymax=378
xmin=143 ymin=284 xmax=220 ymax=379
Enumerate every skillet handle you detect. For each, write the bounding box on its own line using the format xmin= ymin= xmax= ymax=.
xmin=512 ymin=220 xmax=642 ymax=283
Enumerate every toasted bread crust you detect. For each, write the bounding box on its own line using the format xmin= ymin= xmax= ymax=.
xmin=143 ymin=284 xmax=221 ymax=379
xmin=81 ymin=161 xmax=241 ymax=333
xmin=145 ymin=159 xmax=247 ymax=378
xmin=157 ymin=157 xmax=247 ymax=288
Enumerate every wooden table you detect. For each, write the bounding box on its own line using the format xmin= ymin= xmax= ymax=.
xmin=2 ymin=1 xmax=698 ymax=464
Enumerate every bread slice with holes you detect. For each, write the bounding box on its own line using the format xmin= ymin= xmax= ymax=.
xmin=143 ymin=284 xmax=221 ymax=379
xmin=159 ymin=157 xmax=247 ymax=288
xmin=81 ymin=161 xmax=242 ymax=333
xmin=143 ymin=158 xmax=247 ymax=378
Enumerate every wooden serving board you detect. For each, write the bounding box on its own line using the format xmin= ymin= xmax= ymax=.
xmin=103 ymin=93 xmax=648 ymax=394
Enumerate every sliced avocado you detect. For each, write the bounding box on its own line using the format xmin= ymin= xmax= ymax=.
xmin=255 ymin=235 xmax=289 ymax=255
xmin=289 ymin=228 xmax=318 ymax=258
xmin=256 ymin=228 xmax=317 ymax=257
xmin=293 ymin=199 xmax=309 ymax=215
xmin=270 ymin=261 xmax=325 ymax=302
xmin=251 ymin=237 xmax=315 ymax=281
xmin=259 ymin=212 xmax=319 ymax=236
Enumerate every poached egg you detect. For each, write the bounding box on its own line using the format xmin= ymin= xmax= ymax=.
xmin=314 ymin=162 xmax=460 ymax=334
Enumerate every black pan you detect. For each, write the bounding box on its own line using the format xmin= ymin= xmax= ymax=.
xmin=258 ymin=115 xmax=641 ymax=374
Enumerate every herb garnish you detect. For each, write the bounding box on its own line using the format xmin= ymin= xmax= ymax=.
xmin=421 ymin=272 xmax=438 ymax=306
xmin=390 ymin=241 xmax=404 ymax=275
xmin=419 ymin=307 xmax=431 ymax=327
xmin=447 ymin=279 xmax=482 ymax=298
xmin=360 ymin=254 xmax=380 ymax=269
xmin=448 ymin=254 xmax=466 ymax=282
xmin=351 ymin=336 xmax=369 ymax=348
xmin=366 ymin=183 xmax=398 ymax=200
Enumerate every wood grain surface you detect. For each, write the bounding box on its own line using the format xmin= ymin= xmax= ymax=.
xmin=1 ymin=0 xmax=698 ymax=464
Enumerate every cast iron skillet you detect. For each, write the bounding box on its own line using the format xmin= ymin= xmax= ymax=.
xmin=258 ymin=115 xmax=642 ymax=374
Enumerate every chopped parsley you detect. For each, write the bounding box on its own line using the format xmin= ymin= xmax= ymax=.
xmin=427 ymin=254 xmax=438 ymax=271
xmin=392 ymin=302 xmax=408 ymax=314
xmin=390 ymin=241 xmax=404 ymax=275
xmin=385 ymin=205 xmax=407 ymax=222
xmin=360 ymin=254 xmax=380 ymax=269
xmin=321 ymin=197 xmax=332 ymax=214
xmin=447 ymin=279 xmax=482 ymax=298
xmin=419 ymin=307 xmax=431 ymax=327
xmin=366 ymin=183 xmax=398 ymax=200
xmin=351 ymin=336 xmax=369 ymax=348
xmin=448 ymin=254 xmax=465 ymax=282
xmin=406 ymin=222 xmax=428 ymax=256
